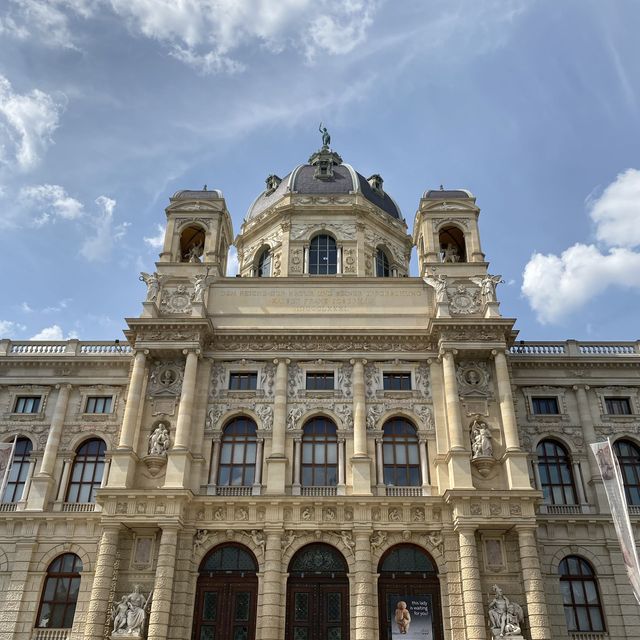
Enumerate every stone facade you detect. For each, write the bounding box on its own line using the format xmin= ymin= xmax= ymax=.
xmin=0 ymin=148 xmax=639 ymax=640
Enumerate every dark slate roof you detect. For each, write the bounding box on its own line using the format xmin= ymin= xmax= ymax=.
xmin=423 ymin=189 xmax=473 ymax=199
xmin=172 ymin=189 xmax=223 ymax=200
xmin=246 ymin=163 xmax=402 ymax=220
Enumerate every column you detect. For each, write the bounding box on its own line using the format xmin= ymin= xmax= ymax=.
xmin=353 ymin=530 xmax=377 ymax=640
xmin=351 ymin=358 xmax=372 ymax=495
xmin=27 ymin=384 xmax=71 ymax=510
xmin=419 ymin=437 xmax=430 ymax=492
xmin=258 ymin=530 xmax=285 ymax=640
xmin=17 ymin=456 xmax=36 ymax=509
xmin=375 ymin=437 xmax=384 ymax=487
xmin=493 ymin=349 xmax=531 ymax=489
xmin=292 ymin=437 xmax=302 ymax=495
xmin=253 ymin=438 xmax=264 ymax=495
xmin=517 ymin=527 xmax=551 ymax=640
xmin=337 ymin=437 xmax=346 ymax=495
xmin=531 ymin=459 xmax=542 ymax=491
xmin=83 ymin=525 xmax=121 ymax=640
xmin=266 ymin=359 xmax=288 ymax=494
xmin=457 ymin=527 xmax=485 ymax=640
xmin=147 ymin=526 xmax=179 ymax=640
xmin=441 ymin=350 xmax=472 ymax=488
xmin=109 ymin=350 xmax=147 ymax=488
xmin=164 ymin=350 xmax=199 ymax=488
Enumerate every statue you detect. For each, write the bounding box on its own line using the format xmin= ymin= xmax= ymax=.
xmin=187 ymin=241 xmax=204 ymax=263
xmin=442 ymin=243 xmax=460 ymax=263
xmin=471 ymin=274 xmax=504 ymax=304
xmin=487 ymin=585 xmax=523 ymax=637
xmin=112 ymin=585 xmax=152 ymax=636
xmin=319 ymin=122 xmax=331 ymax=148
xmin=424 ymin=272 xmax=449 ymax=303
xmin=470 ymin=418 xmax=493 ymax=458
xmin=191 ymin=273 xmax=208 ymax=304
xmin=148 ymin=423 xmax=170 ymax=456
xmin=139 ymin=272 xmax=162 ymax=303
xmin=394 ymin=601 xmax=411 ymax=635
xmin=250 ymin=529 xmax=266 ymax=551
xmin=193 ymin=529 xmax=209 ymax=551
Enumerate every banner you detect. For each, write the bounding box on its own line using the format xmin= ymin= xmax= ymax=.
xmin=590 ymin=439 xmax=640 ymax=604
xmin=388 ymin=595 xmax=433 ymax=640
xmin=0 ymin=437 xmax=16 ymax=501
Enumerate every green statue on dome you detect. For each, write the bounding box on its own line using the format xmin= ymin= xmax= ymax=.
xmin=319 ymin=122 xmax=331 ymax=149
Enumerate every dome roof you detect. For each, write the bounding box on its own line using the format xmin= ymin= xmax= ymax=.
xmin=423 ymin=188 xmax=474 ymax=200
xmin=246 ymin=149 xmax=402 ymax=221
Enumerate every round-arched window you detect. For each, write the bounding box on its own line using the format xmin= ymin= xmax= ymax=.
xmin=379 ymin=545 xmax=436 ymax=575
xmin=559 ymin=556 xmax=605 ymax=632
xmin=66 ymin=438 xmax=106 ymax=504
xmin=199 ymin=544 xmax=258 ymax=574
xmin=302 ymin=417 xmax=338 ymax=486
xmin=217 ymin=417 xmax=257 ymax=487
xmin=613 ymin=439 xmax=640 ymax=505
xmin=536 ymin=439 xmax=577 ymax=505
xmin=383 ymin=418 xmax=421 ymax=486
xmin=37 ymin=553 xmax=83 ymax=628
xmin=309 ymin=235 xmax=337 ymax=275
xmin=376 ymin=248 xmax=390 ymax=277
xmin=289 ymin=543 xmax=347 ymax=576
xmin=257 ymin=248 xmax=271 ymax=277
xmin=1 ymin=437 xmax=32 ymax=503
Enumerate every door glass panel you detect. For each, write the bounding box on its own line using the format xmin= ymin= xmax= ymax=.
xmin=235 ymin=592 xmax=250 ymax=621
xmin=326 ymin=592 xmax=342 ymax=623
xmin=233 ymin=628 xmax=248 ymax=640
xmin=327 ymin=629 xmax=342 ymax=640
xmin=203 ymin=592 xmax=217 ymax=621
xmin=200 ymin=627 xmax=215 ymax=640
xmin=295 ymin=592 xmax=309 ymax=621
xmin=294 ymin=630 xmax=309 ymax=640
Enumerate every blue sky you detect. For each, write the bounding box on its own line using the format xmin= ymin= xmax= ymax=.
xmin=0 ymin=0 xmax=639 ymax=342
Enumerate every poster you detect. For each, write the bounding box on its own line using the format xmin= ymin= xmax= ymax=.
xmin=388 ymin=595 xmax=433 ymax=640
xmin=0 ymin=439 xmax=16 ymax=499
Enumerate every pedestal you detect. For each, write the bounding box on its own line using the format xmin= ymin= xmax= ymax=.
xmin=141 ymin=301 xmax=159 ymax=318
xmin=191 ymin=301 xmax=206 ymax=317
xmin=265 ymin=456 xmax=287 ymax=495
xmin=484 ymin=301 xmax=501 ymax=318
xmin=435 ymin=301 xmax=450 ymax=318
xmin=351 ymin=455 xmax=373 ymax=496
xmin=471 ymin=455 xmax=496 ymax=478
xmin=25 ymin=474 xmax=55 ymax=510
xmin=143 ymin=454 xmax=167 ymax=477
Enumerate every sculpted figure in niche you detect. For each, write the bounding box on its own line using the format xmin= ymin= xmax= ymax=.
xmin=465 ymin=369 xmax=481 ymax=386
xmin=185 ymin=241 xmax=204 ymax=263
xmin=112 ymin=585 xmax=152 ymax=635
xmin=139 ymin=272 xmax=162 ymax=302
xmin=487 ymin=585 xmax=523 ymax=637
xmin=442 ymin=243 xmax=460 ymax=263
xmin=148 ymin=422 xmax=170 ymax=456
xmin=471 ymin=418 xmax=493 ymax=458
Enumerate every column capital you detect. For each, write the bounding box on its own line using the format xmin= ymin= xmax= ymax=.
xmin=439 ymin=348 xmax=458 ymax=357
xmin=54 ymin=383 xmax=72 ymax=391
xmin=572 ymin=384 xmax=590 ymax=391
xmin=273 ymin=358 xmax=291 ymax=365
xmin=455 ymin=524 xmax=478 ymax=535
xmin=182 ymin=348 xmax=201 ymax=357
xmin=349 ymin=358 xmax=367 ymax=366
xmin=133 ymin=348 xmax=149 ymax=356
xmin=491 ymin=348 xmax=508 ymax=358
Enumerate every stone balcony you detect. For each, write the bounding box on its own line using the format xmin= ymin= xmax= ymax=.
xmin=508 ymin=340 xmax=640 ymax=357
xmin=0 ymin=339 xmax=132 ymax=356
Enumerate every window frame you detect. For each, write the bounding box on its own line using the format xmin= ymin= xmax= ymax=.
xmin=301 ymin=417 xmax=338 ymax=487
xmin=14 ymin=395 xmax=42 ymax=414
xmin=383 ymin=372 xmax=412 ymax=392
xmin=558 ymin=556 xmax=606 ymax=633
xmin=85 ymin=396 xmax=113 ymax=414
xmin=256 ymin=247 xmax=272 ymax=277
xmin=216 ymin=417 xmax=258 ymax=487
xmin=536 ymin=439 xmax=578 ymax=505
xmin=531 ymin=396 xmax=560 ymax=415
xmin=382 ymin=418 xmax=421 ymax=487
xmin=36 ymin=553 xmax=83 ymax=629
xmin=605 ymin=397 xmax=632 ymax=415
xmin=308 ymin=234 xmax=338 ymax=275
xmin=228 ymin=372 xmax=258 ymax=391
xmin=613 ymin=439 xmax=640 ymax=505
xmin=375 ymin=247 xmax=390 ymax=277
xmin=65 ymin=438 xmax=106 ymax=504
xmin=305 ymin=371 xmax=335 ymax=392
xmin=1 ymin=437 xmax=33 ymax=504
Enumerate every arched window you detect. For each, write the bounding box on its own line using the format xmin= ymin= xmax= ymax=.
xmin=536 ymin=439 xmax=577 ymax=505
xmin=1 ymin=437 xmax=32 ymax=503
xmin=302 ymin=417 xmax=338 ymax=486
xmin=559 ymin=556 xmax=605 ymax=632
xmin=376 ymin=248 xmax=390 ymax=277
xmin=66 ymin=439 xmax=106 ymax=504
xmin=379 ymin=544 xmax=437 ymax=575
xmin=180 ymin=224 xmax=205 ymax=262
xmin=217 ymin=417 xmax=257 ymax=487
xmin=438 ymin=225 xmax=466 ymax=262
xmin=256 ymin=248 xmax=271 ymax=277
xmin=382 ymin=418 xmax=421 ymax=486
xmin=200 ymin=544 xmax=258 ymax=574
xmin=308 ymin=234 xmax=337 ymax=275
xmin=37 ymin=553 xmax=82 ymax=629
xmin=614 ymin=439 xmax=640 ymax=505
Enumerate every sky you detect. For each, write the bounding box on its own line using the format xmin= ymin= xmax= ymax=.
xmin=0 ymin=0 xmax=639 ymax=343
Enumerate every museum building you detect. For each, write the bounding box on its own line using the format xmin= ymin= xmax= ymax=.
xmin=1 ymin=142 xmax=640 ymax=640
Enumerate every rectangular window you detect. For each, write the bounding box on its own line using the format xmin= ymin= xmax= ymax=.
xmin=85 ymin=396 xmax=112 ymax=414
xmin=306 ymin=372 xmax=335 ymax=391
xmin=383 ymin=373 xmax=412 ymax=391
xmin=605 ymin=397 xmax=632 ymax=415
xmin=531 ymin=397 xmax=559 ymax=415
xmin=229 ymin=372 xmax=258 ymax=391
xmin=14 ymin=396 xmax=41 ymax=413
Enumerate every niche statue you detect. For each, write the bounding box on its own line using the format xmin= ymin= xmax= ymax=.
xmin=487 ymin=585 xmax=524 ymax=637
xmin=148 ymin=423 xmax=170 ymax=456
xmin=111 ymin=585 xmax=153 ymax=636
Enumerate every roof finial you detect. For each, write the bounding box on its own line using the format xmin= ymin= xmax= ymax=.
xmin=439 ymin=184 xmax=444 ymax=191
xmin=319 ymin=122 xmax=331 ymax=150
xmin=203 ymin=184 xmax=207 ymax=191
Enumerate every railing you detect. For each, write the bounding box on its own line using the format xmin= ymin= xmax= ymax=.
xmin=539 ymin=504 xmax=582 ymax=515
xmin=60 ymin=503 xmax=96 ymax=513
xmin=301 ymin=486 xmax=338 ymax=497
xmin=509 ymin=340 xmax=639 ymax=356
xmin=629 ymin=506 xmax=640 ymax=516
xmin=569 ymin=633 xmax=607 ymax=640
xmin=1 ymin=339 xmax=131 ymax=357
xmin=0 ymin=503 xmax=17 ymax=512
xmin=31 ymin=629 xmax=71 ymax=640
xmin=215 ymin=486 xmax=252 ymax=497
xmin=386 ymin=486 xmax=422 ymax=497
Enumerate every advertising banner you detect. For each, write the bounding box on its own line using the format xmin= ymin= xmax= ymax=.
xmin=0 ymin=438 xmax=16 ymax=500
xmin=388 ymin=595 xmax=433 ymax=640
xmin=591 ymin=439 xmax=640 ymax=604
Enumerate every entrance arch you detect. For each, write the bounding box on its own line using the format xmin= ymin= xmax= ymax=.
xmin=193 ymin=544 xmax=258 ymax=640
xmin=286 ymin=543 xmax=350 ymax=640
xmin=377 ymin=545 xmax=443 ymax=640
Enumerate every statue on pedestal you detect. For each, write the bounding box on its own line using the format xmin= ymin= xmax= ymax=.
xmin=471 ymin=274 xmax=504 ymax=304
xmin=139 ymin=272 xmax=163 ymax=303
xmin=470 ymin=418 xmax=493 ymax=459
xmin=111 ymin=585 xmax=153 ymax=636
xmin=424 ymin=272 xmax=448 ymax=303
xmin=148 ymin=423 xmax=170 ymax=456
xmin=319 ymin=122 xmax=331 ymax=149
xmin=487 ymin=585 xmax=524 ymax=637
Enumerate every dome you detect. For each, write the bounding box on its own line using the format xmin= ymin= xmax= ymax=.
xmin=246 ymin=149 xmax=402 ymax=221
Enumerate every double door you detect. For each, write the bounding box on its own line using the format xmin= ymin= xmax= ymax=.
xmin=286 ymin=579 xmax=350 ymax=640
xmin=193 ymin=577 xmax=257 ymax=640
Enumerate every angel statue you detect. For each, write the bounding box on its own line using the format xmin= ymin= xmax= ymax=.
xmin=191 ymin=272 xmax=209 ymax=304
xmin=487 ymin=585 xmax=524 ymax=637
xmin=139 ymin=272 xmax=163 ymax=303
xmin=471 ymin=274 xmax=504 ymax=304
xmin=424 ymin=272 xmax=448 ymax=303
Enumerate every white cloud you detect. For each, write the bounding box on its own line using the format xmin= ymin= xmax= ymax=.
xmin=589 ymin=169 xmax=640 ymax=248
xmin=226 ymin=246 xmax=239 ymax=276
xmin=20 ymin=184 xmax=84 ymax=225
xmin=0 ymin=74 xmax=65 ymax=171
xmin=0 ymin=320 xmax=26 ymax=337
xmin=20 ymin=302 xmax=33 ymax=313
xmin=143 ymin=224 xmax=166 ymax=250
xmin=522 ymin=168 xmax=640 ymax=324
xmin=30 ymin=324 xmax=78 ymax=340
xmin=80 ymin=196 xmax=130 ymax=262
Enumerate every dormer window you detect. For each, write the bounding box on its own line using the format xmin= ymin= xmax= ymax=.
xmin=376 ymin=248 xmax=390 ymax=277
xmin=257 ymin=248 xmax=271 ymax=277
xmin=265 ymin=174 xmax=281 ymax=194
xmin=368 ymin=174 xmax=384 ymax=194
xmin=314 ymin=160 xmax=334 ymax=180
